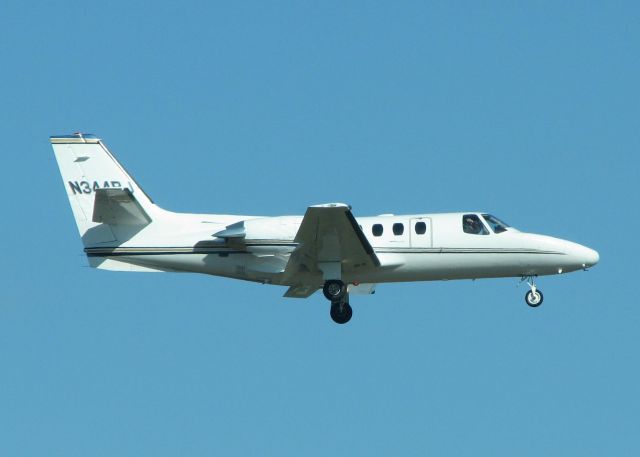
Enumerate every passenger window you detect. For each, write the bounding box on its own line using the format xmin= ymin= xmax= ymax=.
xmin=462 ymin=214 xmax=489 ymax=235
xmin=372 ymin=224 xmax=383 ymax=236
xmin=393 ymin=223 xmax=404 ymax=236
xmin=415 ymin=221 xmax=426 ymax=235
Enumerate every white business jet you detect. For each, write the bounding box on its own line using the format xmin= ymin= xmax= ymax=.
xmin=51 ymin=133 xmax=599 ymax=324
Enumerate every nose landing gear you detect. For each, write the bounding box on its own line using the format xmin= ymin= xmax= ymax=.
xmin=525 ymin=289 xmax=544 ymax=307
xmin=522 ymin=276 xmax=544 ymax=307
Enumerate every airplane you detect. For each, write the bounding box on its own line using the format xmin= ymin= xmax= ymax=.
xmin=51 ymin=133 xmax=600 ymax=324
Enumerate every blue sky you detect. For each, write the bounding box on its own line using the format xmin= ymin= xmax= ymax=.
xmin=1 ymin=1 xmax=638 ymax=455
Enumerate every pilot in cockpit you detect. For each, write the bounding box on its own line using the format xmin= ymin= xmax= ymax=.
xmin=463 ymin=215 xmax=484 ymax=235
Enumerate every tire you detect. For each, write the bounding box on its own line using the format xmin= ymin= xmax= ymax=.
xmin=525 ymin=289 xmax=544 ymax=307
xmin=323 ymin=280 xmax=346 ymax=301
xmin=330 ymin=302 xmax=353 ymax=324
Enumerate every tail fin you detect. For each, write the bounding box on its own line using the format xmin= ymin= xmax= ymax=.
xmin=50 ymin=133 xmax=157 ymax=246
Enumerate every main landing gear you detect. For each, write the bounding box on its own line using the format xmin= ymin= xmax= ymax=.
xmin=323 ymin=279 xmax=347 ymax=301
xmin=323 ymin=280 xmax=352 ymax=324
xmin=330 ymin=300 xmax=353 ymax=324
xmin=522 ymin=276 xmax=544 ymax=307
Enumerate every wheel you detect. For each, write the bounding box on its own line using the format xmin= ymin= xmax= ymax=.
xmin=330 ymin=302 xmax=353 ymax=324
xmin=323 ymin=280 xmax=346 ymax=301
xmin=525 ymin=289 xmax=544 ymax=307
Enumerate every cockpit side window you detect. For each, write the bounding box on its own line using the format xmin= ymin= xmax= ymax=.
xmin=462 ymin=214 xmax=489 ymax=235
xmin=482 ymin=214 xmax=509 ymax=234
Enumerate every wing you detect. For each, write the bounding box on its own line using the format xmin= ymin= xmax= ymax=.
xmin=282 ymin=203 xmax=379 ymax=295
xmin=283 ymin=284 xmax=319 ymax=298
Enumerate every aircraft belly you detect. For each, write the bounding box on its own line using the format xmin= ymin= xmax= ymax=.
xmin=102 ymin=252 xmax=287 ymax=283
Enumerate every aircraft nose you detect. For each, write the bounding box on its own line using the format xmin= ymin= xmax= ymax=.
xmin=574 ymin=244 xmax=599 ymax=269
xmin=584 ymin=246 xmax=599 ymax=267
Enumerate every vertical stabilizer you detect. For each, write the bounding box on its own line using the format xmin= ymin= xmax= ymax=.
xmin=50 ymin=133 xmax=156 ymax=246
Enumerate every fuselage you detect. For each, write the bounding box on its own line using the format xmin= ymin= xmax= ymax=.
xmin=85 ymin=210 xmax=600 ymax=287
xmin=51 ymin=133 xmax=600 ymax=323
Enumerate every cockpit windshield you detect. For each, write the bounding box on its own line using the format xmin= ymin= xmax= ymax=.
xmin=481 ymin=214 xmax=510 ymax=234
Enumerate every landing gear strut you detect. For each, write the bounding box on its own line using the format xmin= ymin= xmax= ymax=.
xmin=323 ymin=280 xmax=352 ymax=324
xmin=523 ymin=276 xmax=544 ymax=307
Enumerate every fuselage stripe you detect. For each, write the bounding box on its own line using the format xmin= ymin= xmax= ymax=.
xmin=84 ymin=245 xmax=566 ymax=257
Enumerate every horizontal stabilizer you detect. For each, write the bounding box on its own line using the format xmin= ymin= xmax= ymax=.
xmin=92 ymin=188 xmax=152 ymax=226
